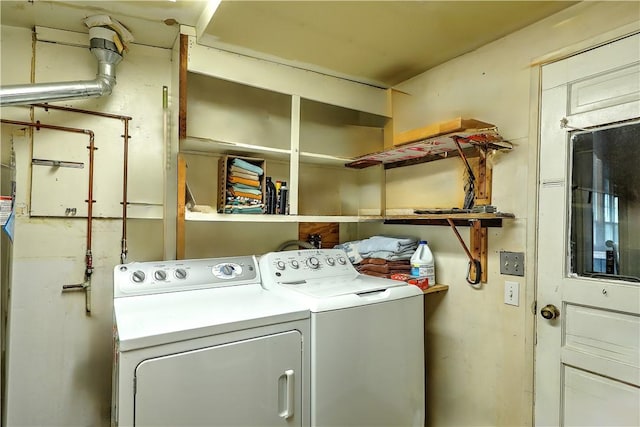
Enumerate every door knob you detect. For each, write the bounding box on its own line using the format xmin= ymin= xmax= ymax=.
xmin=540 ymin=304 xmax=560 ymax=320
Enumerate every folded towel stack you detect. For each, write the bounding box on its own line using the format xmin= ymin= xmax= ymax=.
xmin=358 ymin=235 xmax=418 ymax=261
xmin=334 ymin=235 xmax=419 ymax=268
xmin=356 ymin=258 xmax=412 ymax=279
xmin=223 ymin=158 xmax=265 ymax=214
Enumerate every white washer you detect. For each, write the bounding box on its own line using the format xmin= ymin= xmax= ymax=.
xmin=112 ymin=256 xmax=310 ymax=427
xmin=259 ymin=248 xmax=425 ymax=427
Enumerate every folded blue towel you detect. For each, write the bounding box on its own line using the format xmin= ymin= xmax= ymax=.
xmin=358 ymin=236 xmax=418 ymax=254
xmin=232 ymin=184 xmax=262 ymax=195
xmin=333 ymin=241 xmax=363 ymax=264
xmin=232 ymin=158 xmax=264 ymax=176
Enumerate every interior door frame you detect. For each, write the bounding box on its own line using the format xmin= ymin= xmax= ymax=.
xmin=530 ymin=29 xmax=640 ymax=425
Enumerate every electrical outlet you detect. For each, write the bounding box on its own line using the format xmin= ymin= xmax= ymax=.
xmin=500 ymin=251 xmax=525 ymax=276
xmin=504 ymin=281 xmax=519 ymax=306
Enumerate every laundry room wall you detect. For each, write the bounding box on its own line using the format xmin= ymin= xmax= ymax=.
xmin=357 ymin=2 xmax=640 ymax=426
xmin=2 ymin=2 xmax=639 ymax=426
xmin=1 ymin=25 xmax=169 ymax=426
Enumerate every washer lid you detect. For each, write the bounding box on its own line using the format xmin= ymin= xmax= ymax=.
xmin=270 ymin=274 xmax=423 ymax=312
xmin=280 ymin=273 xmax=405 ymax=298
xmin=114 ymin=283 xmax=309 ymax=351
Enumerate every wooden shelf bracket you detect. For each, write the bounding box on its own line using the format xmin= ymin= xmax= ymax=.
xmin=446 ymin=218 xmax=488 ymax=284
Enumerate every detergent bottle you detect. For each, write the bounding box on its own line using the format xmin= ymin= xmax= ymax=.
xmin=410 ymin=240 xmax=435 ymax=286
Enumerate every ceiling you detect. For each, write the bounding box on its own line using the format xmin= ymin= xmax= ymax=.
xmin=1 ymin=0 xmax=578 ymax=87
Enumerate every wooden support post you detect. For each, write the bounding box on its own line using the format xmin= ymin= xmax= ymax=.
xmin=472 ymin=152 xmax=492 ymax=206
xmin=178 ymin=34 xmax=188 ymax=140
xmin=470 ymin=220 xmax=488 ymax=283
xmin=177 ymin=154 xmax=186 ymax=259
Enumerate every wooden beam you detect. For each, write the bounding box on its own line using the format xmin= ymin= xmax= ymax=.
xmin=394 ymin=117 xmax=495 ymax=146
xmin=472 ymin=153 xmax=492 ymax=205
xmin=176 ymin=154 xmax=187 ymax=259
xmin=470 ymin=220 xmax=488 ymax=283
xmin=179 ymin=34 xmax=188 ymax=139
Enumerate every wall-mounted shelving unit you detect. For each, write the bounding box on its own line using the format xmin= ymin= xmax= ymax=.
xmin=345 ymin=117 xmax=515 ymax=284
xmin=175 ymin=32 xmax=391 ymax=259
xmin=173 ymin=29 xmax=513 ymax=283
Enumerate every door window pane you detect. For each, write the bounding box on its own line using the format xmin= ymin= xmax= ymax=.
xmin=570 ymin=121 xmax=640 ymax=282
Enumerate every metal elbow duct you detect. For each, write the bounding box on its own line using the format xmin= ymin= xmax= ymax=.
xmin=0 ymin=26 xmax=125 ymax=107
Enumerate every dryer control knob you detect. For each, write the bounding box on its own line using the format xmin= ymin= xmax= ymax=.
xmin=307 ymin=257 xmax=320 ymax=269
xmin=337 ymin=257 xmax=347 ymax=265
xmin=276 ymin=261 xmax=286 ymax=271
xmin=290 ymin=260 xmax=300 ymax=269
xmin=326 ymin=257 xmax=335 ymax=266
xmin=154 ymin=270 xmax=167 ymax=281
xmin=132 ymin=270 xmax=146 ymax=283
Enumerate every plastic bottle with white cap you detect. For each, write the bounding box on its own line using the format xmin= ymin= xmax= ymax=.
xmin=410 ymin=240 xmax=435 ymax=287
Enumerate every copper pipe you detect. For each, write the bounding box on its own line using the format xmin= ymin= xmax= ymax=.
xmin=446 ymin=218 xmax=474 ymax=262
xmin=31 ymin=103 xmax=132 ymax=121
xmin=86 ymin=131 xmax=95 ymax=276
xmin=1 ymin=119 xmax=95 ymax=280
xmin=30 ymin=103 xmax=132 ymax=263
xmin=121 ymin=119 xmax=129 ymax=262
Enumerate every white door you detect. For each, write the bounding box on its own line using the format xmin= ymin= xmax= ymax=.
xmin=135 ymin=331 xmax=302 ymax=427
xmin=535 ymin=33 xmax=640 ymax=426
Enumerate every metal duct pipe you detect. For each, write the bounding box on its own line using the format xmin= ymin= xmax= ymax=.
xmin=0 ymin=28 xmax=123 ymax=106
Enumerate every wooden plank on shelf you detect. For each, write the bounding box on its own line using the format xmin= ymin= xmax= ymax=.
xmin=384 ymin=212 xmax=513 ymax=228
xmin=345 ymin=119 xmax=511 ymax=170
xmin=423 ymin=284 xmax=449 ymax=295
xmin=394 ymin=117 xmax=495 ymax=146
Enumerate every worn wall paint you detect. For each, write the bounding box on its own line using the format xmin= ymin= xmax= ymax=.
xmin=1 ymin=26 xmax=169 ymax=426
xmin=384 ymin=2 xmax=640 ymax=427
xmin=1 ymin=2 xmax=639 ymax=426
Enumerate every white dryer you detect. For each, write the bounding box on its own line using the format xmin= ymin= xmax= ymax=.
xmin=259 ymin=249 xmax=425 ymax=427
xmin=112 ymin=256 xmax=310 ymax=427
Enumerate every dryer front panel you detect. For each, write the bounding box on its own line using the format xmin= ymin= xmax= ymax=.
xmin=134 ymin=330 xmax=302 ymax=426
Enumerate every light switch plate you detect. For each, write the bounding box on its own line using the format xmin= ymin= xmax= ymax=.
xmin=504 ymin=281 xmax=519 ymax=306
xmin=500 ymin=251 xmax=525 ymax=276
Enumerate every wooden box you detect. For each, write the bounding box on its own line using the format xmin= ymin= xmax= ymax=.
xmin=217 ymin=155 xmax=266 ymax=213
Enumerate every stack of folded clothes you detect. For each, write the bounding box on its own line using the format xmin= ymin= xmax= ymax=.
xmin=223 ymin=158 xmax=264 ymax=214
xmin=334 ymin=235 xmax=419 ymax=278
xmin=355 ymin=258 xmax=412 ymax=278
xmin=358 ymin=235 xmax=418 ymax=261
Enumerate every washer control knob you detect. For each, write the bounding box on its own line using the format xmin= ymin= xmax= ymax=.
xmin=154 ymin=270 xmax=167 ymax=281
xmin=175 ymin=268 xmax=187 ymax=280
xmin=276 ymin=261 xmax=286 ymax=271
xmin=326 ymin=257 xmax=335 ymax=266
xmin=132 ymin=270 xmax=146 ymax=283
xmin=337 ymin=257 xmax=347 ymax=265
xmin=290 ymin=260 xmax=300 ymax=269
xmin=307 ymin=257 xmax=320 ymax=269
xmin=221 ymin=264 xmax=234 ymax=276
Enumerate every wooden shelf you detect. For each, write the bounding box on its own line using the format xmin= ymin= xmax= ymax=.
xmin=181 ymin=137 xmax=360 ymax=167
xmin=384 ymin=212 xmax=514 ymax=228
xmin=345 ymin=118 xmax=512 ymax=170
xmin=185 ymin=210 xmax=383 ymax=223
xmin=181 ymin=136 xmax=291 ymax=161
xmin=423 ymin=284 xmax=449 ymax=295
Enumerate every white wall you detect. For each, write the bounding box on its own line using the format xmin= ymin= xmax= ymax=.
xmin=363 ymin=2 xmax=639 ymax=426
xmin=1 ymin=26 xmax=170 ymax=426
